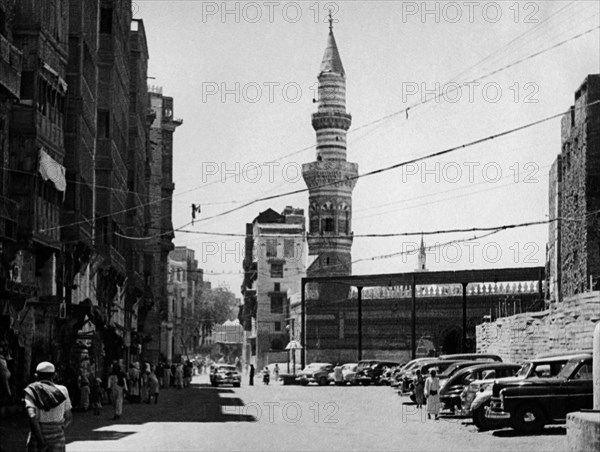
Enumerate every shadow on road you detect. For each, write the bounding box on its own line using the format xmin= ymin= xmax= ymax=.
xmin=0 ymin=383 xmax=256 ymax=450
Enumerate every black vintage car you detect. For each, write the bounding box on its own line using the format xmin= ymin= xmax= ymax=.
xmin=486 ymin=354 xmax=593 ymax=433
xmin=355 ymin=360 xmax=399 ymax=385
xmin=439 ymin=362 xmax=521 ymax=414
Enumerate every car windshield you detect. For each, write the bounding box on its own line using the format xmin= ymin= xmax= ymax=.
xmin=304 ymin=364 xmax=326 ymax=371
xmin=217 ymin=366 xmax=236 ymax=372
xmin=515 ymin=362 xmax=532 ymax=378
xmin=343 ymin=364 xmax=357 ymax=371
xmin=357 ymin=362 xmax=376 ymax=371
xmin=557 ymin=360 xmax=580 ymax=379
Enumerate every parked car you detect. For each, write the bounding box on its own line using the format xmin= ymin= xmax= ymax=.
xmin=438 ymin=361 xmax=493 ymax=389
xmin=399 ymin=360 xmax=471 ymax=398
xmin=439 ymin=363 xmax=521 ymax=414
xmin=439 ymin=353 xmax=502 ymax=362
xmin=210 ymin=364 xmax=241 ymax=387
xmin=390 ymin=358 xmax=439 ymax=388
xmin=328 ymin=363 xmax=358 ymax=385
xmin=465 ymin=353 xmax=579 ymax=431
xmin=296 ymin=363 xmax=334 ymax=386
xmin=486 ymin=354 xmax=593 ymax=434
xmin=355 ymin=360 xmax=399 ymax=385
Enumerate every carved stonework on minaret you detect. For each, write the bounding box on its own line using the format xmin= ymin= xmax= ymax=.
xmin=302 ymin=18 xmax=358 ymax=277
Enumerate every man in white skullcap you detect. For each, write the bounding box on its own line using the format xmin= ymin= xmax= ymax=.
xmin=23 ymin=361 xmax=72 ymax=452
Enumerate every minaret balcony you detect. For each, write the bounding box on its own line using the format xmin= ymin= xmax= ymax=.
xmin=312 ymin=111 xmax=352 ymax=131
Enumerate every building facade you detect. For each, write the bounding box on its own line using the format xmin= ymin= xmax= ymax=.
xmin=165 ymin=246 xmax=204 ymax=361
xmin=0 ymin=1 xmax=180 ymax=408
xmin=559 ymin=75 xmax=600 ymax=299
xmin=240 ymin=207 xmax=306 ymax=370
xmin=142 ymin=88 xmax=182 ymax=363
xmin=302 ymin=20 xmax=358 ymax=278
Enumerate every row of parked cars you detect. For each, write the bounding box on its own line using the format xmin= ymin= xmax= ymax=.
xmin=389 ymin=351 xmax=594 ymax=434
xmin=294 ymin=350 xmax=594 ymax=434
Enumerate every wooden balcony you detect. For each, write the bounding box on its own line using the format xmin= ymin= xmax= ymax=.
xmin=0 ymin=34 xmax=22 ymax=99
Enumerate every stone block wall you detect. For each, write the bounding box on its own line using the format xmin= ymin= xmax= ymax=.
xmin=476 ymin=291 xmax=600 ymax=363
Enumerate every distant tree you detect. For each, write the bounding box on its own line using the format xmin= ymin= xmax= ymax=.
xmin=196 ymin=284 xmax=238 ymax=344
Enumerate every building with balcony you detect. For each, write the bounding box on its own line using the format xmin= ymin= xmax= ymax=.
xmin=5 ymin=0 xmax=69 ymax=383
xmin=239 ymin=206 xmax=306 ymax=370
xmin=142 ymin=87 xmax=182 ymax=363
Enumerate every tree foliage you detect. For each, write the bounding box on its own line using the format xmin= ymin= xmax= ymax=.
xmin=196 ymin=284 xmax=238 ymax=342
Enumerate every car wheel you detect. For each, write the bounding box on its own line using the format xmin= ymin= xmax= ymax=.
xmin=512 ymin=403 xmax=546 ymax=434
xmin=300 ymin=380 xmax=308 ymax=386
xmin=473 ymin=402 xmax=507 ymax=431
xmin=318 ymin=377 xmax=328 ymax=386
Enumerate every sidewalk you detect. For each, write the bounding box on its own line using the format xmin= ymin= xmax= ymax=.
xmin=0 ymin=374 xmax=218 ymax=451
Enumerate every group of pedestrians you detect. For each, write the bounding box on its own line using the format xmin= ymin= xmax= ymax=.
xmin=413 ymin=368 xmax=441 ymax=420
xmin=246 ymin=364 xmax=280 ymax=386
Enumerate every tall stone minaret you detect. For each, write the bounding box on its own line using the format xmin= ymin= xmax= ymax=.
xmin=302 ymin=15 xmax=358 ymax=277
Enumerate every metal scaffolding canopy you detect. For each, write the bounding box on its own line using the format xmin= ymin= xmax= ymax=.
xmin=300 ymin=266 xmax=546 ymax=367
xmin=301 ymin=266 xmax=545 ymax=288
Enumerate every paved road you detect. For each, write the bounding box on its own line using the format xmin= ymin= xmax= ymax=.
xmin=1 ymin=375 xmax=568 ymax=451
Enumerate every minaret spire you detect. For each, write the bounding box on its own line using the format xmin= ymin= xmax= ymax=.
xmin=302 ymin=20 xmax=358 ymax=277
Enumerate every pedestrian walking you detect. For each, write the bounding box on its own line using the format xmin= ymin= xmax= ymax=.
xmin=89 ymin=378 xmax=103 ymax=416
xmin=23 ymin=361 xmax=72 ymax=452
xmin=107 ymin=364 xmax=128 ymax=420
xmin=78 ymin=374 xmax=90 ymax=412
xmin=249 ymin=364 xmax=255 ymax=386
xmin=127 ymin=363 xmax=140 ymax=403
xmin=273 ymin=364 xmax=280 ymax=382
xmin=147 ymin=366 xmax=160 ymax=404
xmin=175 ymin=363 xmax=184 ymax=389
xmin=155 ymin=362 xmax=164 ymax=388
xmin=414 ymin=369 xmax=425 ymax=409
xmin=183 ymin=361 xmax=192 ymax=388
xmin=140 ymin=365 xmax=149 ymax=403
xmin=424 ymin=369 xmax=441 ymax=420
xmin=262 ymin=367 xmax=270 ymax=385
xmin=163 ymin=363 xmax=172 ymax=389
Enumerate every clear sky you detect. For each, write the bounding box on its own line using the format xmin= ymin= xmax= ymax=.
xmin=134 ymin=0 xmax=599 ymax=292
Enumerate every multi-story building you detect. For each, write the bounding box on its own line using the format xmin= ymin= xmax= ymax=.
xmin=165 ymin=256 xmax=185 ymax=362
xmin=240 ymin=206 xmax=306 ymax=370
xmin=0 ymin=0 xmax=26 ymax=390
xmin=94 ymin=0 xmax=132 ymax=364
xmin=559 ymin=74 xmax=600 ymax=299
xmin=167 ymin=246 xmax=204 ymax=359
xmin=8 ymin=0 xmax=69 ymax=381
xmin=123 ymin=18 xmax=151 ymax=364
xmin=142 ymin=88 xmax=182 ymax=363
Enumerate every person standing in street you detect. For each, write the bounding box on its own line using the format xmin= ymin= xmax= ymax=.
xmin=163 ymin=363 xmax=172 ymax=389
xmin=23 ymin=361 xmax=72 ymax=452
xmin=147 ymin=365 xmax=159 ymax=404
xmin=424 ymin=369 xmax=440 ymax=420
xmin=249 ymin=364 xmax=255 ymax=386
xmin=107 ymin=364 xmax=128 ymax=420
xmin=89 ymin=378 xmax=103 ymax=416
xmin=273 ymin=364 xmax=279 ymax=382
xmin=127 ymin=363 xmax=140 ymax=403
xmin=414 ymin=369 xmax=425 ymax=409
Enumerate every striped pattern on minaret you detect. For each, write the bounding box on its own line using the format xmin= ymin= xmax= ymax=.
xmin=302 ymin=25 xmax=358 ymax=277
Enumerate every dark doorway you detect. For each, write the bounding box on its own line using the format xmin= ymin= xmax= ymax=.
xmin=442 ymin=329 xmax=461 ymax=354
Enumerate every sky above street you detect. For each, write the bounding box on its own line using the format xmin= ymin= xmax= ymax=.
xmin=134 ymin=1 xmax=600 ymax=292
